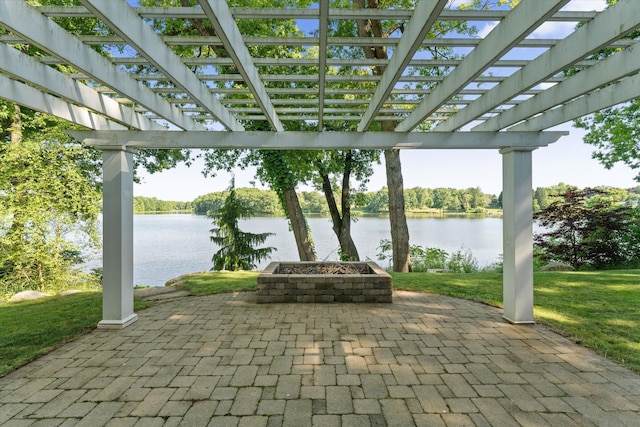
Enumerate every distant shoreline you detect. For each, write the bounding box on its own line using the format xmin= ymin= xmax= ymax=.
xmin=134 ymin=209 xmax=504 ymax=218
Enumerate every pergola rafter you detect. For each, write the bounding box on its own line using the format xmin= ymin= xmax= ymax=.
xmin=357 ymin=0 xmax=448 ymax=131
xmin=395 ymin=0 xmax=570 ymax=132
xmin=33 ymin=6 xmax=599 ymax=22
xmin=437 ymin=0 xmax=640 ymax=132
xmin=0 ymin=73 xmax=127 ymax=131
xmin=0 ymin=43 xmax=163 ymax=131
xmin=78 ymin=0 xmax=242 ymax=131
xmin=197 ymin=0 xmax=279 ymax=131
xmin=509 ymin=67 xmax=640 ymax=133
xmin=1 ymin=0 xmax=638 ymax=328
xmin=0 ymin=0 xmax=202 ymax=131
xmin=317 ymin=0 xmax=329 ymax=130
xmin=476 ymin=41 xmax=640 ymax=132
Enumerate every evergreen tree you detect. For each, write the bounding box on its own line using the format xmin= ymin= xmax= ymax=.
xmin=209 ymin=179 xmax=276 ymax=271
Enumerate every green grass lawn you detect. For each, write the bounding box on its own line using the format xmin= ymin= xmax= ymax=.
xmin=174 ymin=270 xmax=259 ymax=295
xmin=0 ymin=293 xmax=152 ymax=377
xmin=1 ymin=269 xmax=638 ymax=377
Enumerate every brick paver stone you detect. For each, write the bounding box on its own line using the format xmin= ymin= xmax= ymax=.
xmin=283 ymin=399 xmax=312 ymax=427
xmin=1 ymin=291 xmax=639 ymax=426
xmin=326 ymin=386 xmax=353 ymax=414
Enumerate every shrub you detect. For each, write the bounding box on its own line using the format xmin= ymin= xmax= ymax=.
xmin=446 ymin=246 xmax=479 ymax=273
xmin=377 ymin=240 xmax=479 ymax=273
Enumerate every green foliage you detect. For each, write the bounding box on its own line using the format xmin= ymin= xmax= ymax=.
xmin=377 ymin=240 xmax=479 ymax=273
xmin=410 ymin=246 xmax=449 ymax=271
xmin=534 ymin=187 xmax=640 ymax=270
xmin=0 ymin=121 xmax=101 ymax=299
xmin=446 ymin=247 xmax=480 ymax=273
xmin=193 ymin=188 xmax=282 ymax=216
xmin=134 ymin=197 xmax=191 ymax=214
xmin=209 ymin=180 xmax=276 ymax=271
xmin=361 ymin=186 xmax=495 ymax=213
xmin=298 ymin=191 xmax=329 ymax=215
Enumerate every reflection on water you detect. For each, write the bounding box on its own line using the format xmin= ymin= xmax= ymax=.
xmin=132 ymin=214 xmax=504 ymax=286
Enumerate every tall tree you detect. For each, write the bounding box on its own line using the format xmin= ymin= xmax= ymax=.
xmin=575 ymin=100 xmax=640 ymax=181
xmin=209 ymin=179 xmax=275 ymax=271
xmin=259 ymin=150 xmax=317 ymax=261
xmin=314 ymin=150 xmax=379 ymax=260
xmin=353 ymin=0 xmax=410 ymax=271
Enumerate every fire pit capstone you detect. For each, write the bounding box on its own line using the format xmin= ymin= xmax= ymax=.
xmin=257 ymin=261 xmax=392 ymax=303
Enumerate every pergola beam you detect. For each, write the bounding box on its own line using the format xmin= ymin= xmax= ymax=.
xmin=14 ymin=34 xmax=621 ymax=49
xmin=357 ymin=0 xmax=448 ymax=132
xmin=79 ymin=0 xmax=241 ymax=131
xmin=395 ymin=0 xmax=569 ymax=132
xmin=0 ymin=44 xmax=163 ymax=131
xmin=436 ymin=0 xmax=640 ymax=132
xmin=69 ymin=130 xmax=567 ymax=150
xmin=0 ymin=1 xmax=201 ymax=131
xmin=35 ymin=6 xmax=599 ymax=22
xmin=35 ymin=54 xmax=591 ymax=68
xmin=197 ymin=0 xmax=280 ymax=131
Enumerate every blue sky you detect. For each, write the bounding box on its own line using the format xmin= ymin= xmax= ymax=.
xmin=134 ymin=0 xmax=639 ymax=201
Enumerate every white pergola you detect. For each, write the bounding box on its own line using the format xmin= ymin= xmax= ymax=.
xmin=1 ymin=0 xmax=639 ymax=328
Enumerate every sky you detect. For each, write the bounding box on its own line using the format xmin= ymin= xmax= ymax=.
xmin=133 ymin=0 xmax=640 ymax=201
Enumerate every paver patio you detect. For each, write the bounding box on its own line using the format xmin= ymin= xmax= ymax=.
xmin=1 ymin=290 xmax=639 ymax=426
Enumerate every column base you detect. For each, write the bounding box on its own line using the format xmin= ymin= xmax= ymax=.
xmin=502 ymin=315 xmax=535 ymax=325
xmin=97 ymin=313 xmax=138 ymax=329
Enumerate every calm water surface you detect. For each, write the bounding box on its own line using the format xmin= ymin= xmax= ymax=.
xmin=133 ymin=214 xmax=503 ymax=286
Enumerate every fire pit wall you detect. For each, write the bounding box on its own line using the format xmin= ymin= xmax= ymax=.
xmin=257 ymin=261 xmax=392 ymax=303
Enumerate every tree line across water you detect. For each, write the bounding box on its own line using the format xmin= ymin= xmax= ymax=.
xmin=136 ymin=184 xmax=640 ymax=216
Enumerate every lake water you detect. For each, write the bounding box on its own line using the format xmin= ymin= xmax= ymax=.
xmin=132 ymin=214 xmax=504 ymax=286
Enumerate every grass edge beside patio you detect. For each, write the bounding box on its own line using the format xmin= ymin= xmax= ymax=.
xmin=1 ymin=269 xmax=638 ymax=377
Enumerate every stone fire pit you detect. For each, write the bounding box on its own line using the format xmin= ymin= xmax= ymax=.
xmin=257 ymin=261 xmax=392 ymax=303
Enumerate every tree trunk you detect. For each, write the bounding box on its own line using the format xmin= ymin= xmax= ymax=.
xmin=260 ymin=150 xmax=316 ymax=261
xmin=355 ymin=1 xmax=411 ymax=271
xmin=283 ymin=187 xmax=316 ymax=261
xmin=383 ymin=146 xmax=410 ymax=272
xmin=318 ymin=152 xmax=360 ymax=260
xmin=10 ymin=103 xmax=21 ymax=144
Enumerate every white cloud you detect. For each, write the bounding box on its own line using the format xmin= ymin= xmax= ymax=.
xmin=477 ymin=22 xmax=499 ymax=38
xmin=560 ymin=0 xmax=607 ymax=12
xmin=529 ymin=21 xmax=576 ymax=39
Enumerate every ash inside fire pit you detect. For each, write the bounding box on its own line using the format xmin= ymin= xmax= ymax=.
xmin=276 ymin=262 xmax=371 ymax=275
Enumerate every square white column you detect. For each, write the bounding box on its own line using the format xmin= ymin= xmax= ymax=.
xmin=98 ymin=148 xmax=137 ymax=329
xmin=500 ymin=147 xmax=534 ymax=324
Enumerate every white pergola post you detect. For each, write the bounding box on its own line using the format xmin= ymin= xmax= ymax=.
xmin=99 ymin=147 xmax=137 ymax=329
xmin=500 ymin=147 xmax=535 ymax=324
